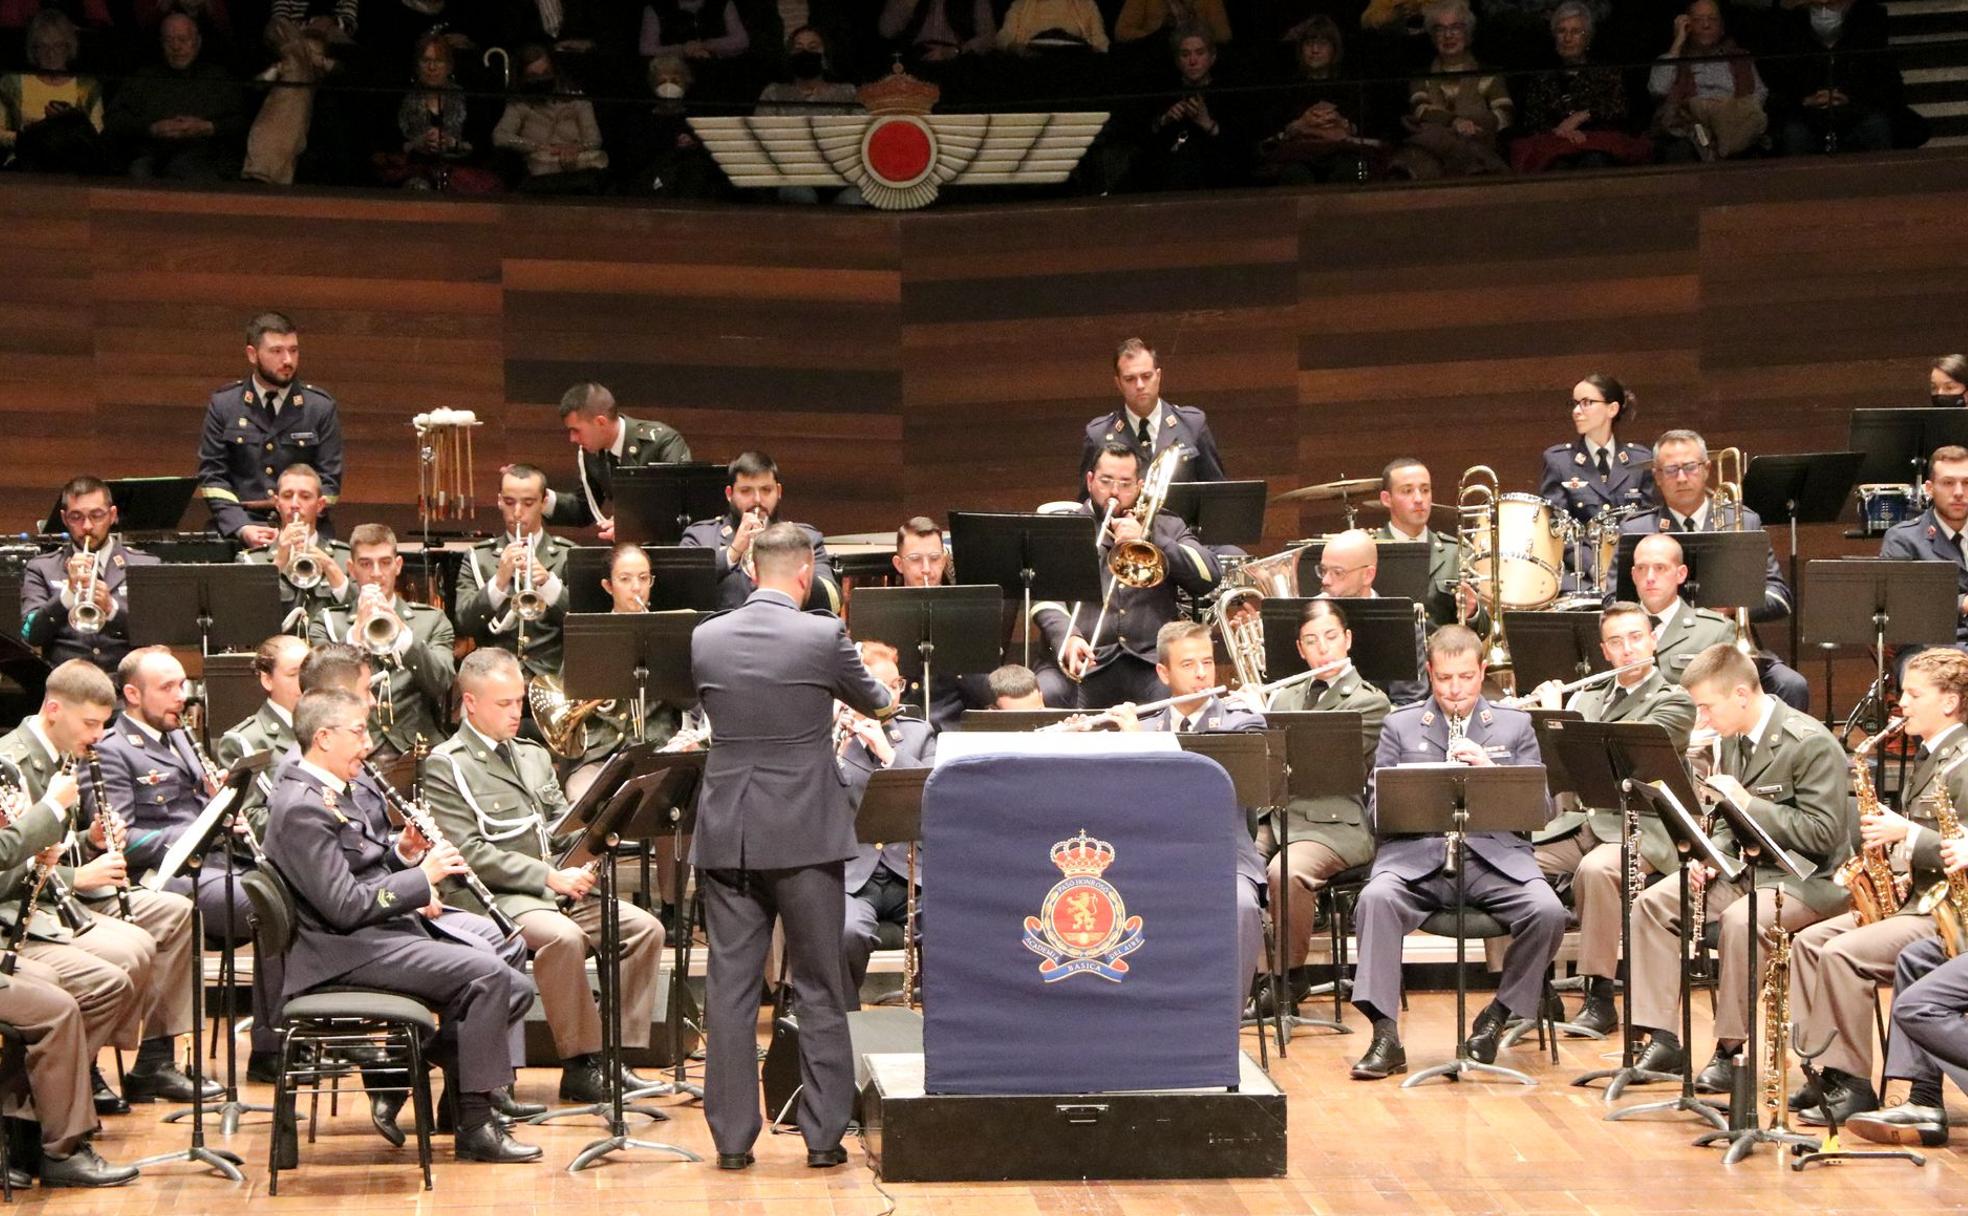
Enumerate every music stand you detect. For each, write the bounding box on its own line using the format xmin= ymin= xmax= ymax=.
xmin=558 ymin=770 xmax=701 ymax=1170
xmin=1162 ymin=480 xmax=1269 ymax=548
xmin=1605 ymin=779 xmax=1739 ymax=1129
xmin=1687 ymin=778 xmax=1816 ymax=1165
xmin=1506 ymin=611 xmax=1609 ymax=689
xmin=611 ymin=464 xmax=732 ymax=545
xmin=1291 ymin=538 xmax=1430 ymax=604
xmin=848 ymin=587 xmax=1004 ymax=721
xmin=44 ymin=476 xmax=197 ymax=534
xmin=956 ymin=708 xmax=1076 ymax=732
xmin=126 ymin=564 xmax=282 ymax=657
xmin=1801 ymin=559 xmax=1958 ymax=767
xmin=134 ymin=751 xmax=273 ymax=1182
xmin=1612 ymin=532 xmax=1771 ymax=612
xmin=856 ymin=768 xmax=931 ymax=1009
xmin=1375 ymin=765 xmax=1550 ymax=1087
xmin=1259 ymin=597 xmax=1419 ymax=692
xmin=1743 ymin=451 xmax=1865 ymax=662
xmin=1848 ymin=408 xmax=1968 ymax=488
xmin=562 ymin=611 xmax=701 ymax=737
xmin=1262 ymin=712 xmax=1366 ymax=1042
xmin=947 ymin=513 xmax=1102 ymax=667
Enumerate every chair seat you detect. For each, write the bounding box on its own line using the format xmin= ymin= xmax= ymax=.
xmin=1419 ymin=908 xmax=1510 ymax=939
xmin=282 ymin=991 xmax=438 ymax=1034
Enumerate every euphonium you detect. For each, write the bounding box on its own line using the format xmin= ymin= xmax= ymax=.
xmin=69 ymin=536 xmax=105 ymax=636
xmin=1836 ymin=717 xmax=1909 ymax=924
xmin=1211 ymin=585 xmax=1268 ymax=691
xmin=1915 ymin=755 xmax=1968 ymax=957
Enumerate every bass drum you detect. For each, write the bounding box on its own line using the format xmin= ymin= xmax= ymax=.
xmin=1466 ymin=493 xmax=1566 ymax=611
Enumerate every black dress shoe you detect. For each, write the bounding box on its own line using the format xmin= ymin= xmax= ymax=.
xmin=1351 ymin=1024 xmax=1406 ymax=1080
xmin=1788 ymin=1073 xmax=1823 ymax=1113
xmin=246 ymin=1051 xmax=282 ymax=1086
xmin=717 ymin=1152 xmax=755 ymax=1170
xmin=807 ymin=1146 xmax=848 ymax=1168
xmin=1799 ymin=1077 xmax=1880 ymax=1127
xmin=558 ymin=1059 xmax=609 ymax=1104
xmin=91 ymin=1065 xmax=129 ymax=1116
xmin=1465 ymin=1002 xmax=1509 ymax=1065
xmin=1632 ymin=1038 xmax=1687 ymax=1077
xmin=1847 ymin=1102 xmax=1950 ymax=1147
xmin=1570 ymin=992 xmax=1618 ymax=1037
xmin=454 ymin=1120 xmax=544 ymax=1164
xmin=6 ymin=1165 xmax=30 ymax=1190
xmin=1694 ymin=1050 xmax=1737 ymax=1095
xmin=123 ymin=1062 xmax=223 ymax=1104
xmin=39 ymin=1145 xmax=139 ymax=1189
xmin=371 ymin=1090 xmax=408 ymax=1148
xmin=491 ymin=1086 xmax=546 ymax=1121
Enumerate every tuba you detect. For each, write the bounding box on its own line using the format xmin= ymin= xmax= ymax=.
xmin=526 ymin=674 xmax=618 ymax=760
xmin=1835 ymin=717 xmax=1909 ymax=924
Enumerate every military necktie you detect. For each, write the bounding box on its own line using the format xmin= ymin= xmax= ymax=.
xmin=1595 ymin=449 xmax=1610 ymax=479
xmin=1137 ymin=418 xmax=1153 ymax=450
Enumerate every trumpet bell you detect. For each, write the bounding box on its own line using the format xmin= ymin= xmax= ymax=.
xmin=289 ymin=553 xmax=323 ymax=590
xmin=70 ymin=600 xmax=105 ymax=635
xmin=513 ymin=589 xmax=549 ymax=622
xmin=362 ymin=612 xmax=402 ymax=655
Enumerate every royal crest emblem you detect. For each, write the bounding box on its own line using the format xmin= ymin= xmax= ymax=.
xmin=1021 ymin=829 xmax=1143 ymax=983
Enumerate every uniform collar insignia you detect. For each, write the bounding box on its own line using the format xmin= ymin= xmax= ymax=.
xmin=1617 ymin=450 xmax=1630 ymax=464
xmin=128 ymin=733 xmax=144 ymax=746
xmin=1421 ymin=710 xmax=1436 ymax=726
xmin=1479 ymin=708 xmax=1494 ymax=725
xmin=1659 ymin=518 xmax=1671 ymax=531
xmin=1573 ymin=452 xmax=1586 ymax=466
xmin=1929 ymin=525 xmax=1938 ymax=538
xmin=112 ymin=554 xmax=124 ymax=568
xmin=322 ymin=788 xmax=338 ymax=812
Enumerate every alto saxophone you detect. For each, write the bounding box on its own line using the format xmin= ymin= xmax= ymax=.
xmin=1916 ymin=755 xmax=1968 ymax=957
xmin=1835 ymin=717 xmax=1908 ymax=923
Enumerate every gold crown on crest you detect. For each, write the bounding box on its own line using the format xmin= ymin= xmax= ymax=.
xmin=858 ymin=63 xmax=940 ymax=115
xmin=1051 ymin=829 xmax=1116 ymax=878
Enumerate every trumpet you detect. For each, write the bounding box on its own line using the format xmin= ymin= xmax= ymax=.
xmin=358 ymin=584 xmax=403 ymax=655
xmin=280 ymin=508 xmax=324 ymax=591
xmin=737 ymin=507 xmax=768 ymax=581
xmin=69 ymin=536 xmax=105 ymax=636
xmin=363 ymin=760 xmax=520 ymax=942
xmin=509 ymin=531 xmax=547 ymax=623
xmin=1496 ymin=659 xmax=1655 ymax=709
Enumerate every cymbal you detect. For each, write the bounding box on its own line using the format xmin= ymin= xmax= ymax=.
xmin=1272 ymin=477 xmax=1380 ymax=505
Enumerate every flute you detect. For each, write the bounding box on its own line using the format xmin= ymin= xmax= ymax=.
xmin=1496 ymin=658 xmax=1654 ymax=709
xmin=1037 ymin=685 xmax=1231 ymax=732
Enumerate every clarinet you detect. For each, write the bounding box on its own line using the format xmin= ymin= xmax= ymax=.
xmin=180 ymin=728 xmax=268 ymax=866
xmin=83 ymin=748 xmax=134 ymax=919
xmin=0 ymin=773 xmax=95 ymax=937
xmin=361 ymin=760 xmax=521 ymax=942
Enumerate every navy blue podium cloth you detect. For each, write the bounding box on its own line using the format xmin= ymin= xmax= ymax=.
xmin=921 ymin=752 xmax=1242 ymax=1095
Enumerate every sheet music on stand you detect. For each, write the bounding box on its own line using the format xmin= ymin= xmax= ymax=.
xmin=142 ymin=751 xmax=273 ymax=890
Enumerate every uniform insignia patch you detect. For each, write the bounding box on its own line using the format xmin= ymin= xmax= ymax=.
xmin=137 ymin=769 xmax=164 ymax=786
xmin=377 ymin=889 xmax=396 ymax=908
xmin=1022 ymin=830 xmax=1143 ymax=983
xmin=1574 ymin=452 xmax=1586 ymax=466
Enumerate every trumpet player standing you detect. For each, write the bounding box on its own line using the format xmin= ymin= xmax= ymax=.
xmin=1786 ymin=649 xmax=1968 ymax=1126
xmin=1030 ymin=442 xmax=1219 ymax=709
xmin=311 ymin=524 xmax=455 ymax=761
xmin=456 ymin=465 xmax=573 ymax=680
xmin=22 ymin=477 xmax=160 ymax=675
xmin=236 ymin=464 xmax=350 ymax=631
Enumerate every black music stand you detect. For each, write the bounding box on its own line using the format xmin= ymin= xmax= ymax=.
xmin=1506 ymin=611 xmax=1609 ymax=689
xmin=956 ymin=708 xmax=1076 ymax=732
xmin=1605 ymin=779 xmax=1738 ymax=1129
xmin=564 ymin=546 xmax=720 ymax=614
xmin=1686 ymin=780 xmax=1817 ymax=1165
xmin=1261 ymin=711 xmax=1366 ymax=1044
xmin=612 ymin=464 xmax=732 ymax=545
xmin=557 ymin=771 xmax=701 ymax=1171
xmin=44 ymin=476 xmax=197 ymax=534
xmin=134 ymin=752 xmax=272 ymax=1182
xmin=1162 ymin=480 xmax=1269 ymax=548
xmin=848 ymin=586 xmax=1004 ymax=721
xmin=947 ymin=513 xmax=1102 ymax=667
xmin=1291 ymin=538 xmax=1431 ymax=604
xmin=857 ymin=768 xmax=931 ymax=1010
xmin=1612 ymin=532 xmax=1771 ymax=613
xmin=562 ymin=610 xmax=700 ymax=718
xmin=1849 ymin=408 xmax=1968 ymax=489
xmin=1257 ymin=597 xmax=1419 ymax=692
xmin=1801 ymin=559 xmax=1958 ymax=770
xmin=1743 ymin=451 xmax=1864 ymax=662
xmin=127 ymin=564 xmax=282 ymax=657
xmin=1375 ymin=765 xmax=1550 ymax=1087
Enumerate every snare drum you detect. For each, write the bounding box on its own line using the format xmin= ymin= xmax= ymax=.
xmin=1466 ymin=493 xmax=1565 ymax=611
xmin=1857 ymin=483 xmax=1913 ymax=536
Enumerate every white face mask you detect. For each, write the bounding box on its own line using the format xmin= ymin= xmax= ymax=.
xmin=1809 ymin=4 xmax=1844 ymax=37
xmin=655 ymin=81 xmax=685 ymax=100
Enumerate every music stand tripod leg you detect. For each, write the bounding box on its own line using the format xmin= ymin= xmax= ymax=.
xmin=1607 ymin=864 xmax=1728 ymax=1124
xmin=628 ymin=821 xmax=703 ymax=1102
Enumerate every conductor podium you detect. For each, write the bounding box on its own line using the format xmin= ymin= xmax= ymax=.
xmin=858 ymin=748 xmax=1285 ymax=1182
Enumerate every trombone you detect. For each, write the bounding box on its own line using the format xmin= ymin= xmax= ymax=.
xmin=1454 ymin=465 xmax=1512 ymax=681
xmin=69 ymin=536 xmax=106 ymax=636
xmin=1710 ymin=445 xmax=1757 ymax=658
xmin=1070 ymin=447 xmax=1181 ymax=681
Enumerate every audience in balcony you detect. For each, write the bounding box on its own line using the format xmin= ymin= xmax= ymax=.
xmin=1511 ymin=0 xmax=1652 ymax=171
xmin=1390 ymin=0 xmax=1512 ymax=178
xmin=1257 ymin=17 xmax=1381 ymax=185
xmin=998 ymin=0 xmax=1110 ymax=54
xmin=105 ymin=10 xmax=244 ymax=179
xmin=1115 ymin=0 xmax=1231 ymax=46
xmin=493 ymin=41 xmax=607 ymax=191
xmin=1127 ymin=24 xmax=1252 ymax=190
xmin=1 ymin=9 xmax=111 ymax=172
xmin=878 ymin=0 xmax=996 ymax=64
xmin=374 ymin=31 xmax=500 ymax=191
xmin=1767 ymin=0 xmax=1909 ymax=155
xmin=238 ymin=15 xmax=335 ymax=183
xmin=1647 ymin=0 xmax=1768 ymax=160
xmin=616 ymin=51 xmax=724 ymax=198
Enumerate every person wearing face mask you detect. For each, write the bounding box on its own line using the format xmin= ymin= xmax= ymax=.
xmin=755 ymin=26 xmax=864 ymax=205
xmin=620 ymin=51 xmax=726 ymax=198
xmin=492 ymin=43 xmax=608 ymax=193
xmin=1770 ymin=0 xmax=1905 ymax=156
xmin=1929 ymin=354 xmax=1968 ymax=408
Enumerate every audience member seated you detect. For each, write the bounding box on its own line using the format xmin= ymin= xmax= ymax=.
xmin=105 ymin=13 xmax=246 ymax=181
xmin=239 ymin=16 xmax=337 ymax=185
xmin=1389 ymin=0 xmax=1511 ymax=179
xmin=1115 ymin=0 xmax=1231 ymax=45
xmin=1256 ymin=17 xmax=1383 ymax=185
xmin=494 ymin=43 xmax=609 ymax=193
xmin=755 ymin=25 xmax=863 ymax=204
xmin=615 ymin=52 xmax=727 ymax=198
xmin=998 ymin=0 xmax=1110 ymax=54
xmin=134 ymin=0 xmax=243 ymax=69
xmin=1648 ymin=0 xmax=1768 ymax=161
xmin=375 ymin=32 xmax=502 ymax=192
xmin=1768 ymin=0 xmax=1911 ymax=156
xmin=878 ymin=0 xmax=996 ymax=66
xmin=1126 ymin=25 xmax=1254 ymax=191
xmin=1476 ymin=0 xmax=1607 ymax=69
xmin=1510 ymin=1 xmax=1651 ymax=172
xmin=640 ymin=0 xmax=753 ymax=59
xmin=1 ymin=11 xmax=113 ymax=175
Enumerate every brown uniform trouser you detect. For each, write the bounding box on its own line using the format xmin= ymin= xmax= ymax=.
xmin=0 ymin=967 xmax=95 ymax=1156
xmin=1630 ymin=875 xmax=1828 ymax=1043
xmin=1790 ymin=910 xmax=1936 ymax=1080
xmin=94 ymin=889 xmax=196 ymax=1043
xmin=1534 ymin=827 xmax=1653 ymax=980
xmin=1266 ymin=839 xmax=1350 ymax=969
xmin=515 ymin=898 xmax=665 ymax=1057
xmin=18 ymin=914 xmax=155 ymax=1053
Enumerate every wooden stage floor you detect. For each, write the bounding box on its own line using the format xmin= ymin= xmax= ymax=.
xmin=20 ymin=991 xmax=1968 ymax=1215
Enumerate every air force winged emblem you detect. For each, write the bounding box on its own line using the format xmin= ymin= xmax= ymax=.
xmin=690 ymin=66 xmax=1108 ymax=210
xmin=1022 ymin=829 xmax=1144 ymax=983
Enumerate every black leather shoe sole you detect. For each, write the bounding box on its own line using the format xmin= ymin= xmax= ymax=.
xmin=1847 ymin=1112 xmax=1949 ymax=1148
xmin=717 ymin=1152 xmax=755 ymax=1170
xmin=807 ymin=1147 xmax=848 ymax=1168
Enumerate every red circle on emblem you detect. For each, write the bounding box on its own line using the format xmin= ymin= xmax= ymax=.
xmin=1052 ymin=886 xmax=1115 ymax=949
xmin=866 ymin=119 xmax=933 ymax=185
